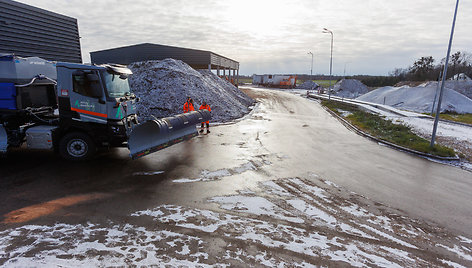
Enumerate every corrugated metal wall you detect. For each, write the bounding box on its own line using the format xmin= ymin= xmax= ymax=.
xmin=91 ymin=43 xmax=239 ymax=70
xmin=0 ymin=0 xmax=82 ymax=63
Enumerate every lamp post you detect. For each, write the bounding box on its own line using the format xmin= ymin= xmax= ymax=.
xmin=344 ymin=62 xmax=351 ymax=78
xmin=307 ymin=51 xmax=313 ymax=77
xmin=323 ymin=28 xmax=333 ymax=100
xmin=431 ymin=0 xmax=459 ymax=148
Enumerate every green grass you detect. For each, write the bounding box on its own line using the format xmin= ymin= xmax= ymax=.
xmin=322 ymin=100 xmax=456 ymax=157
xmin=239 ymin=78 xmax=253 ymax=84
xmin=313 ymin=80 xmax=338 ymax=87
xmin=438 ymin=113 xmax=472 ymax=125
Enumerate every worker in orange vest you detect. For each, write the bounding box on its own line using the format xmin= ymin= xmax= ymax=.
xmin=183 ymin=97 xmax=195 ymax=113
xmin=199 ymin=101 xmax=211 ymax=134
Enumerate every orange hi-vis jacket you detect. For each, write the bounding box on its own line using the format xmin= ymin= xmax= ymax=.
xmin=199 ymin=104 xmax=211 ymax=124
xmin=183 ymin=101 xmax=195 ymax=113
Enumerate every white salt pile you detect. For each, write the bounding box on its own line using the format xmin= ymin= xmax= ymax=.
xmin=449 ymin=73 xmax=471 ymax=81
xmin=128 ymin=59 xmax=254 ymax=122
xmin=296 ymin=80 xmax=320 ymax=90
xmin=357 ymin=82 xmax=472 ymax=114
xmin=332 ymin=79 xmax=369 ymax=98
xmin=444 ymin=80 xmax=472 ymax=99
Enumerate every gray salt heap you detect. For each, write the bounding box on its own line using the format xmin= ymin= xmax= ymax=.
xmin=296 ymin=80 xmax=320 ymax=90
xmin=128 ymin=59 xmax=254 ymax=122
xmin=332 ymin=79 xmax=369 ymax=98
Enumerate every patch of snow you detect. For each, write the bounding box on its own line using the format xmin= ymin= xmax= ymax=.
xmin=287 ymin=199 xmax=337 ymax=225
xmin=437 ymin=244 xmax=472 ymax=261
xmin=359 ymin=224 xmax=417 ymax=249
xmin=289 ymin=178 xmax=327 ymax=200
xmin=261 ymin=180 xmax=292 ymax=196
xmin=459 ymin=236 xmax=472 ymax=244
xmin=209 ymin=195 xmax=304 ymax=223
xmin=440 ymin=259 xmax=468 ymax=268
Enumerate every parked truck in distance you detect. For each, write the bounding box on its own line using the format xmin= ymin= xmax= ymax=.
xmin=0 ymin=54 xmax=210 ymax=160
xmin=252 ymin=74 xmax=297 ymax=89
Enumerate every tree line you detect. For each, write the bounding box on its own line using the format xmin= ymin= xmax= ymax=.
xmin=391 ymin=51 xmax=472 ymax=82
xmin=243 ymin=51 xmax=472 ymax=87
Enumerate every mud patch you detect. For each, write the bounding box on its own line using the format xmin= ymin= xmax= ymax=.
xmin=2 ymin=193 xmax=110 ymax=224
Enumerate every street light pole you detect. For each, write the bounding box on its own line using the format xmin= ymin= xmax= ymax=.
xmin=307 ymin=52 xmax=313 ymax=77
xmin=323 ymin=28 xmax=333 ymax=100
xmin=431 ymin=0 xmax=459 ymax=148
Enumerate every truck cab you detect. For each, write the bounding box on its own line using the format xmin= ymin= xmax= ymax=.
xmin=0 ymin=55 xmax=138 ymax=160
xmin=55 ymin=62 xmax=138 ymax=159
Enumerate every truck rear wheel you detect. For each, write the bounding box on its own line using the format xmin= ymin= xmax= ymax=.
xmin=59 ymin=132 xmax=96 ymax=160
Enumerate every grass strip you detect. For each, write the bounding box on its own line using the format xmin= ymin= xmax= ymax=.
xmin=322 ymin=100 xmax=456 ymax=157
xmin=438 ymin=113 xmax=472 ymax=125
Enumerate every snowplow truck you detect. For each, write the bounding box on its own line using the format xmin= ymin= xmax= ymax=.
xmin=0 ymin=54 xmax=210 ymax=160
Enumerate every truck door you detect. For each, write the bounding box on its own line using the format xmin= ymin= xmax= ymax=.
xmin=69 ymin=70 xmax=108 ymax=124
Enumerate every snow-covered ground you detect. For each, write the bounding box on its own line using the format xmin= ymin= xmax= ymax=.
xmin=357 ymin=81 xmax=472 ymax=114
xmin=299 ymin=88 xmax=472 ymax=167
xmin=128 ymin=59 xmax=254 ymax=122
xmin=1 ymin=175 xmax=471 ymax=266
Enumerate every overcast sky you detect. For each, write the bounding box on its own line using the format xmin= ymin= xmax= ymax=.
xmin=21 ymin=0 xmax=472 ymax=76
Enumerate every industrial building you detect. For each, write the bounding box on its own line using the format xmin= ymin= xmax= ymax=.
xmin=0 ymin=0 xmax=82 ymax=63
xmin=90 ymin=43 xmax=240 ymax=85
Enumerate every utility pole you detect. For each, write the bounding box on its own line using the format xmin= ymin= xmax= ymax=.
xmin=308 ymin=51 xmax=313 ymax=77
xmin=323 ymin=28 xmax=333 ymax=100
xmin=431 ymin=0 xmax=459 ymax=148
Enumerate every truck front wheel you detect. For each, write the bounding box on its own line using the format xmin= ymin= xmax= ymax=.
xmin=59 ymin=132 xmax=96 ymax=160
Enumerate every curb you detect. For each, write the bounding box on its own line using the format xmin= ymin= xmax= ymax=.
xmin=316 ymin=98 xmax=460 ymax=162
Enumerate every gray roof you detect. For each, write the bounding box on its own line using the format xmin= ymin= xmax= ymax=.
xmin=90 ymin=43 xmax=239 ymax=70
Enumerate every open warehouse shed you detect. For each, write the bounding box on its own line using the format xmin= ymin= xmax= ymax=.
xmin=0 ymin=0 xmax=82 ymax=63
xmin=90 ymin=43 xmax=240 ymax=85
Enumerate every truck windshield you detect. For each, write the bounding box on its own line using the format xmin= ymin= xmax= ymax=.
xmin=103 ymin=71 xmax=131 ymax=98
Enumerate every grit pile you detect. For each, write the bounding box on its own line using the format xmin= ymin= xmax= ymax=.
xmin=357 ymin=81 xmax=472 ymax=114
xmin=128 ymin=59 xmax=254 ymax=122
xmin=332 ymin=79 xmax=369 ymax=98
xmin=296 ymin=80 xmax=320 ymax=90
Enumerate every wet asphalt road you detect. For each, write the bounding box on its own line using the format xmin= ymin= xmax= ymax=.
xmin=1 ymin=86 xmax=472 ymax=238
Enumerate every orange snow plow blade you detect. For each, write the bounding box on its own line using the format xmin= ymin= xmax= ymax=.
xmin=128 ymin=110 xmax=210 ymax=159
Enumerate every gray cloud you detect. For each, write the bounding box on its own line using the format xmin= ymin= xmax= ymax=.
xmin=19 ymin=0 xmax=472 ymax=75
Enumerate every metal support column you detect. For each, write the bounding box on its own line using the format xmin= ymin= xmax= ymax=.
xmin=237 ymin=68 xmax=239 ymax=87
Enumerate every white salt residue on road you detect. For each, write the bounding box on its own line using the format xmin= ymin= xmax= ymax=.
xmin=209 ymin=195 xmax=304 ymax=224
xmin=2 ymin=176 xmax=472 ymax=267
xmin=0 ymin=223 xmax=211 ymax=267
xmin=172 ymin=159 xmax=268 ymax=183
